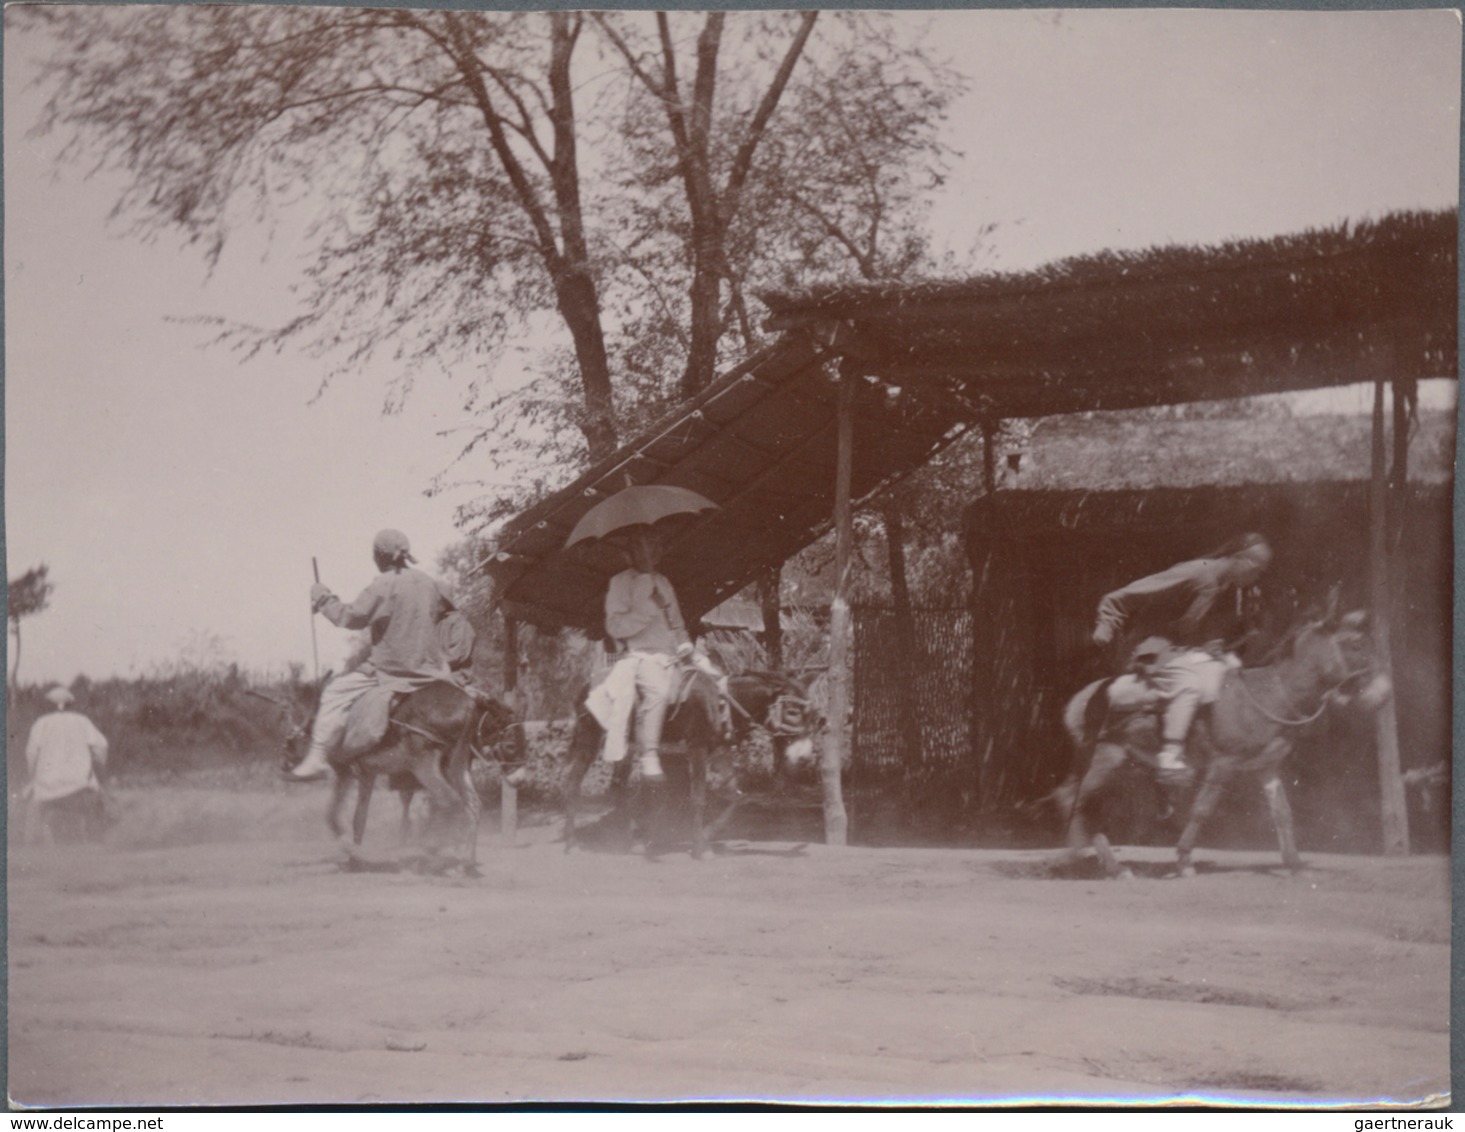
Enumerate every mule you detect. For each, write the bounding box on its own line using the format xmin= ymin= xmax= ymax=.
xmin=278 ymin=680 xmax=515 ymax=873
xmin=1056 ymin=609 xmax=1388 ymax=879
xmin=562 ymin=667 xmax=820 ymax=859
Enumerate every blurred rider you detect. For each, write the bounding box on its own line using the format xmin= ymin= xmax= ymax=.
xmin=285 ymin=529 xmax=457 ymax=781
xmin=1091 ymin=533 xmax=1273 ymax=784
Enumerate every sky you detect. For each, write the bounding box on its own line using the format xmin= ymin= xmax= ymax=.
xmin=4 ymin=7 xmax=1461 ymax=685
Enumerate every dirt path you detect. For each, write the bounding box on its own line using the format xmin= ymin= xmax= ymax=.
xmin=7 ymin=785 xmax=1451 ymax=1109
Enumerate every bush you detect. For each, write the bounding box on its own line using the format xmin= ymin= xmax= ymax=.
xmin=8 ymin=663 xmax=314 ymax=785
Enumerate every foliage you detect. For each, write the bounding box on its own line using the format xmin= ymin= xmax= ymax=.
xmin=7 ymin=657 xmax=314 ymax=788
xmin=8 ymin=564 xmax=53 ymax=625
xmin=8 ymin=564 xmax=54 ymax=692
xmin=21 ymin=7 xmax=965 ymax=527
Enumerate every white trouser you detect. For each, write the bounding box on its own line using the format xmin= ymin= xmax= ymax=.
xmin=1155 ymin=651 xmax=1231 ymax=767
xmin=599 ymin=652 xmax=676 ymax=775
xmin=296 ymin=669 xmax=377 ymax=773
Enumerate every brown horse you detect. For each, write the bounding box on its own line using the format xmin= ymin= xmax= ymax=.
xmin=1057 ymin=609 xmax=1388 ymax=878
xmin=562 ymin=667 xmax=820 ymax=859
xmin=279 ymin=680 xmax=515 ymax=873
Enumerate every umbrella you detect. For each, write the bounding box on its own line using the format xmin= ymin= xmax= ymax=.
xmin=564 ymin=484 xmax=717 ymax=548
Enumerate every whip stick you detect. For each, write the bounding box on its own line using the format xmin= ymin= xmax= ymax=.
xmin=310 ymin=557 xmax=321 ymax=685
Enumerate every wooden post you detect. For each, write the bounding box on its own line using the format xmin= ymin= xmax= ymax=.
xmin=501 ymin=612 xmax=521 ymax=847
xmin=759 ymin=564 xmax=788 ymax=780
xmin=1370 ymin=381 xmax=1409 ymax=855
xmin=822 ymin=367 xmax=855 ymax=846
xmin=882 ymin=503 xmax=925 ymax=820
xmin=980 ymin=419 xmax=997 ymax=496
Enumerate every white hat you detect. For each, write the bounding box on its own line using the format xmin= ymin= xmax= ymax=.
xmin=45 ymin=686 xmax=74 ymax=708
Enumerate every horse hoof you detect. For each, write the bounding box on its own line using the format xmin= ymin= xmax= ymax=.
xmin=1115 ymin=867 xmax=1134 ymax=881
xmin=1178 ymin=865 xmax=1196 ymax=879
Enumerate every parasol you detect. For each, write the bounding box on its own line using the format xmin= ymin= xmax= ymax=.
xmin=564 ymin=484 xmax=717 ymax=548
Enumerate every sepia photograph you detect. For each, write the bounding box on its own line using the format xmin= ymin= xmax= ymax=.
xmin=4 ymin=4 xmax=1458 ymax=1110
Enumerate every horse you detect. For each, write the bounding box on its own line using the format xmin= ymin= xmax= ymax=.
xmin=275 ymin=680 xmax=516 ymax=873
xmin=561 ymin=667 xmax=821 ymax=859
xmin=1055 ymin=608 xmax=1389 ymax=879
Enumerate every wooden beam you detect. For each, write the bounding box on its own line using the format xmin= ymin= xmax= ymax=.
xmin=822 ymin=366 xmax=854 ymax=846
xmin=1370 ymin=380 xmax=1409 ymax=855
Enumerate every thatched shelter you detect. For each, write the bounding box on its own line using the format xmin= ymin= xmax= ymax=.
xmin=486 ymin=211 xmax=1453 ymax=628
xmin=482 ymin=209 xmax=1456 ymax=849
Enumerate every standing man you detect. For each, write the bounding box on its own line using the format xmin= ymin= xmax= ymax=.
xmin=25 ymin=686 xmax=109 ymax=843
xmin=603 ymin=526 xmax=693 ymax=782
xmin=286 ymin=528 xmax=457 ymax=781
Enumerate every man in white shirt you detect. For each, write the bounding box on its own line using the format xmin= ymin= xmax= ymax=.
xmin=603 ymin=526 xmax=693 ymax=782
xmin=24 ymin=686 xmax=109 ymax=843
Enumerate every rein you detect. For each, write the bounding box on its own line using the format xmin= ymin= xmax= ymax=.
xmin=676 ymin=668 xmax=815 ymax=740
xmin=1233 ymin=660 xmax=1373 ymax=728
xmin=388 ymin=692 xmax=523 ymax=772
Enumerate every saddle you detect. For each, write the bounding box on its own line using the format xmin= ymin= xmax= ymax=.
xmin=341 ymin=686 xmax=403 ymax=758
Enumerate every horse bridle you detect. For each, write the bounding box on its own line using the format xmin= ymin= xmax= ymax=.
xmin=1233 ymin=631 xmax=1376 ymax=728
xmin=385 ymin=690 xmax=526 ymax=775
xmin=718 ymin=678 xmax=819 ymax=740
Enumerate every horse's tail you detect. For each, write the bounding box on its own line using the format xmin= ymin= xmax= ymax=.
xmin=1062 ymin=678 xmax=1113 ymax=752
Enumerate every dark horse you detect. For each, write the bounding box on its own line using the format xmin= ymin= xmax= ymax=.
xmin=1056 ymin=608 xmax=1389 ymax=879
xmin=562 ymin=667 xmax=820 ymax=859
xmin=278 ymin=680 xmax=515 ymax=874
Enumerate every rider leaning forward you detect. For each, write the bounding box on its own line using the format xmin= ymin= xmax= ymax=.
xmin=286 ymin=529 xmax=465 ymax=781
xmin=1091 ymin=533 xmax=1274 ymax=785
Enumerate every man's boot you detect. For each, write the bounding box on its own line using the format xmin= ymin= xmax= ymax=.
xmin=639 ymin=750 xmax=665 ymax=784
xmin=284 ymin=739 xmax=332 ymax=782
xmin=1155 ymin=742 xmax=1194 ymax=822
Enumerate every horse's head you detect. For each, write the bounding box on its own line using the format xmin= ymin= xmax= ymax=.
xmin=468 ymin=691 xmax=530 ymax=786
xmin=725 ymin=669 xmax=823 ymax=766
xmin=248 ymin=679 xmax=323 ymax=772
xmin=1289 ymin=609 xmax=1391 ymax=711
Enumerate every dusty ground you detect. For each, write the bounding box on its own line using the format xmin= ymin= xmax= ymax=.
xmin=6 ymin=781 xmax=1452 ymax=1110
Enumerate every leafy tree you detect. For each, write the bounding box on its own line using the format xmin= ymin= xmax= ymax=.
xmin=594 ymin=11 xmax=818 ymax=399
xmin=8 ymin=564 xmax=53 ymax=693
xmin=19 ymin=7 xmax=964 ymax=526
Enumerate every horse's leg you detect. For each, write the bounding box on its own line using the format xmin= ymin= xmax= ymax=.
xmin=561 ymin=712 xmax=601 ymax=853
xmin=398 ymin=786 xmax=415 ymax=843
xmin=640 ymin=761 xmax=671 ymax=860
xmin=1068 ymin=743 xmax=1125 ymax=874
xmin=1257 ymin=739 xmax=1301 ymax=871
xmin=412 ymin=747 xmax=467 ymax=858
xmin=455 ymin=749 xmax=482 ymax=875
xmin=689 ymin=744 xmax=709 ymax=860
xmin=1091 ymin=832 xmax=1128 ymax=879
xmin=352 ymin=771 xmax=376 ymax=846
xmin=325 ymin=768 xmax=355 ymax=847
xmin=1174 ymin=764 xmax=1232 ymax=878
xmin=703 ymin=751 xmax=746 ymax=844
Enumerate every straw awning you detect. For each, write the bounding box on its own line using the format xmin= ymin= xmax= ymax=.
xmin=482 ymin=210 xmax=1456 ymax=631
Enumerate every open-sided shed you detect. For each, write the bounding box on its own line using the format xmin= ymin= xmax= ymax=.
xmin=482 ymin=209 xmax=1456 ymax=846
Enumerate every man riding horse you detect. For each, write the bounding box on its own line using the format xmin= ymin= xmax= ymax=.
xmin=286 ymin=528 xmax=472 ymax=781
xmin=1089 ymin=533 xmax=1273 ymax=795
xmin=589 ymin=524 xmax=706 ymax=783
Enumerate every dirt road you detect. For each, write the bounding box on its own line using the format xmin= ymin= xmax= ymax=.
xmin=7 ymin=784 xmax=1452 ymax=1109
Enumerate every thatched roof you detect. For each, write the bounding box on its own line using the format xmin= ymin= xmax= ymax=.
xmin=483 ymin=210 xmax=1457 ymax=631
xmin=762 ymin=210 xmax=1456 ymax=417
xmin=1006 ymin=407 xmax=1456 ymax=492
